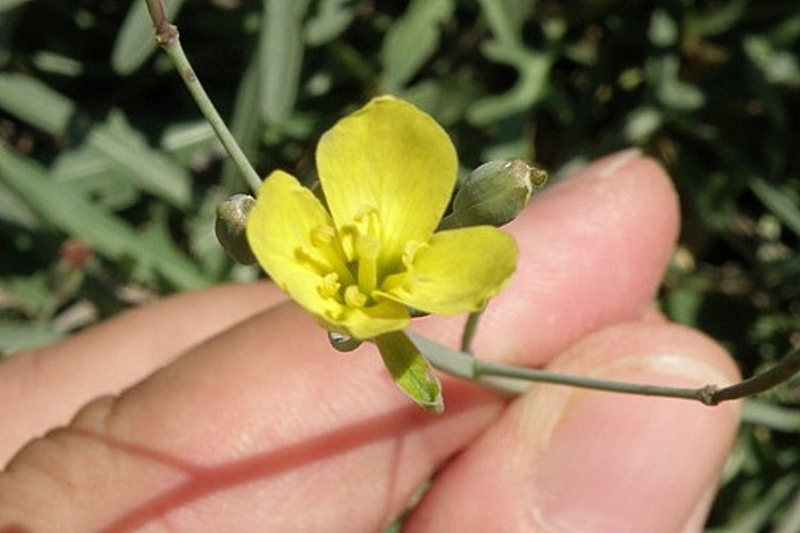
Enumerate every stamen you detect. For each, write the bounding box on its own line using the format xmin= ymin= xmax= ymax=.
xmin=298 ymin=224 xmax=355 ymax=286
xmin=318 ymin=272 xmax=341 ymax=299
xmin=310 ymin=224 xmax=336 ymax=247
xmin=356 ymin=233 xmax=380 ymax=295
xmin=344 ymin=285 xmax=367 ymax=307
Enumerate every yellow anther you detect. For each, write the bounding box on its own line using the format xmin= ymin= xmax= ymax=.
xmin=310 ymin=224 xmax=336 ymax=247
xmin=318 ymin=272 xmax=341 ymax=299
xmin=344 ymin=285 xmax=368 ymax=307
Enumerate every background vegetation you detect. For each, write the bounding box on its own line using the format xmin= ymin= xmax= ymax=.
xmin=1 ymin=0 xmax=799 ymax=529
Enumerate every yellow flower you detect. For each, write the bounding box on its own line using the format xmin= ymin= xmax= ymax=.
xmin=246 ymin=96 xmax=517 ymax=340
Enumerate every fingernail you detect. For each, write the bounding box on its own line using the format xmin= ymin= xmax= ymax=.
xmin=525 ymin=356 xmax=737 ymax=531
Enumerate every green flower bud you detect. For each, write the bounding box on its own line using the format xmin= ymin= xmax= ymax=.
xmin=215 ymin=194 xmax=257 ymax=265
xmin=450 ymin=159 xmax=547 ymax=228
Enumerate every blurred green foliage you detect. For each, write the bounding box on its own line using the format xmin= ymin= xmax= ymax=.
xmin=1 ymin=0 xmax=799 ymax=529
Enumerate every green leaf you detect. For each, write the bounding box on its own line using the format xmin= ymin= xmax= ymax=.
xmin=0 ymin=145 xmax=208 ymax=290
xmin=260 ymin=0 xmax=312 ymax=125
xmin=0 ymin=74 xmax=190 ymax=207
xmin=375 ymin=331 xmax=444 ymax=414
xmin=305 ymin=0 xmax=356 ymax=47
xmin=750 ymin=177 xmax=800 ymax=239
xmin=111 ymin=0 xmax=187 ymax=76
xmin=467 ymin=44 xmax=553 ymax=126
xmin=647 ymin=54 xmax=705 ymax=111
xmin=0 ymin=320 xmax=64 ymax=354
xmin=0 ymin=0 xmax=33 ymax=15
xmin=85 ymin=110 xmax=191 ymax=209
xmin=380 ymin=0 xmax=454 ymax=91
xmin=0 ymin=72 xmax=74 ymax=136
xmin=223 ymin=50 xmax=262 ymax=190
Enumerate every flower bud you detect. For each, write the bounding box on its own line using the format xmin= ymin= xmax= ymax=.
xmin=451 ymin=159 xmax=547 ymax=227
xmin=215 ymin=194 xmax=257 ymax=265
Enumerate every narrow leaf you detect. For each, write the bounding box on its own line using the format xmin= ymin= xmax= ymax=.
xmin=260 ymin=0 xmax=312 ymax=125
xmin=0 ymin=145 xmax=208 ymax=290
xmin=380 ymin=0 xmax=453 ymax=91
xmin=111 ymin=0 xmax=187 ymax=75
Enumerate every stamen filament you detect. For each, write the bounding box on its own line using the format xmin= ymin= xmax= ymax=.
xmin=356 ymin=234 xmax=380 ymax=295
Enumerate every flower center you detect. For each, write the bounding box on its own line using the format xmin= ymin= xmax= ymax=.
xmin=305 ymin=206 xmax=390 ymax=308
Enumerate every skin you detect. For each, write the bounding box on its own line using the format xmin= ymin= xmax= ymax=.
xmin=0 ymin=150 xmax=740 ymax=532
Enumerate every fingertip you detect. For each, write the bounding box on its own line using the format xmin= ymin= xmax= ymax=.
xmin=449 ymin=150 xmax=681 ymax=367
xmin=407 ymin=322 xmax=740 ymax=531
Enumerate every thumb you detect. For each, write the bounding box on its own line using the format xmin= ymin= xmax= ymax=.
xmin=406 ymin=321 xmax=741 ymax=532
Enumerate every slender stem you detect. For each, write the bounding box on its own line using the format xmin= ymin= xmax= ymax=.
xmin=460 ymin=311 xmax=483 ymax=353
xmin=474 ymin=359 xmax=714 ymax=402
xmin=407 ymin=331 xmax=800 ymax=406
xmin=145 ymin=0 xmax=262 ymax=193
xmin=709 ymin=346 xmax=800 ymax=404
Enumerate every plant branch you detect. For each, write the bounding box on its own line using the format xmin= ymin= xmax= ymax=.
xmin=144 ymin=0 xmax=262 ymax=193
xmin=408 ymin=331 xmax=800 ymax=405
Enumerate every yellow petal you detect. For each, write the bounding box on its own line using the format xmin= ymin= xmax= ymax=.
xmin=246 ymin=170 xmax=349 ymax=321
xmin=246 ymin=171 xmax=410 ymax=339
xmin=316 ymin=96 xmax=458 ymax=271
xmin=330 ymin=299 xmax=411 ymax=340
xmin=381 ymin=227 xmax=518 ymax=314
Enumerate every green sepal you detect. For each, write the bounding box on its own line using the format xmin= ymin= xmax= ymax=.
xmin=375 ymin=330 xmax=444 ymax=414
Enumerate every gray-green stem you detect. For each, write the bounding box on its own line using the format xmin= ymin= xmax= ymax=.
xmin=145 ymin=0 xmax=262 ymax=193
xmin=409 ymin=331 xmax=800 ymax=406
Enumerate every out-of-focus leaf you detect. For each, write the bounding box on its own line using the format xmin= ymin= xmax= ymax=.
xmin=0 ymin=73 xmax=74 ymax=136
xmin=744 ymin=35 xmax=800 ymax=88
xmin=0 ymin=74 xmax=190 ymax=207
xmin=0 ymin=146 xmax=208 ymax=290
xmin=51 ymin=148 xmax=139 ymax=211
xmin=31 ymin=51 xmax=83 ymax=77
xmin=305 ymin=0 xmax=356 ymax=47
xmin=223 ymin=52 xmax=262 ymax=190
xmin=380 ymin=0 xmax=454 ymax=92
xmin=111 ymin=0 xmax=187 ymax=76
xmin=468 ymin=44 xmax=553 ymax=126
xmin=649 ymin=9 xmax=679 ymax=48
xmin=160 ymin=120 xmax=216 ymax=167
xmin=477 ymin=0 xmax=523 ymax=47
xmin=0 ymin=320 xmax=64 ymax=354
xmin=0 ymin=175 xmax=41 ymax=229
xmin=624 ymin=106 xmax=664 ymax=142
xmin=85 ymin=111 xmax=191 ymax=208
xmin=691 ymin=0 xmax=747 ymax=37
xmin=3 ymin=273 xmax=55 ymax=319
xmin=750 ymin=177 xmax=800 ymax=239
xmin=0 ymin=0 xmax=32 ymax=14
xmin=260 ymin=0 xmax=311 ymax=125
xmin=648 ymin=54 xmax=705 ymax=111
xmin=467 ymin=3 xmax=560 ymax=126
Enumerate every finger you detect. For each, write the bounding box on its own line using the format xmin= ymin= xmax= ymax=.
xmin=420 ymin=149 xmax=680 ymax=367
xmin=0 ymin=282 xmax=286 ymax=465
xmin=405 ymin=321 xmax=741 ymax=531
xmin=0 ymin=302 xmax=504 ymax=531
xmin=0 ymin=151 xmax=690 ymax=530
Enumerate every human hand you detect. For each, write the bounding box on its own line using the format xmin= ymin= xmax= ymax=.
xmin=0 ymin=150 xmax=739 ymax=532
